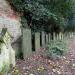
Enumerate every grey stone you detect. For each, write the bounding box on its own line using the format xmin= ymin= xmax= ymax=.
xmin=0 ymin=28 xmax=15 ymax=71
xmin=35 ymin=32 xmax=40 ymax=51
xmin=41 ymin=31 xmax=45 ymax=47
xmin=22 ymin=28 xmax=32 ymax=58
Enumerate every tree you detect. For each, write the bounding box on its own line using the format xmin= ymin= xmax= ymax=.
xmin=11 ymin=0 xmax=74 ymax=33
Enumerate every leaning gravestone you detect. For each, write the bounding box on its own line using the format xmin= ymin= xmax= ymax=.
xmin=0 ymin=28 xmax=15 ymax=72
xmin=56 ymin=33 xmax=59 ymax=40
xmin=22 ymin=28 xmax=32 ymax=58
xmin=35 ymin=32 xmax=40 ymax=51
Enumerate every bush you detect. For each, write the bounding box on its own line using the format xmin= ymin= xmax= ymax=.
xmin=45 ymin=40 xmax=68 ymax=60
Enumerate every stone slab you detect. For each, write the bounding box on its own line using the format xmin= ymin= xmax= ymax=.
xmin=22 ymin=28 xmax=32 ymax=58
xmin=35 ymin=32 xmax=40 ymax=51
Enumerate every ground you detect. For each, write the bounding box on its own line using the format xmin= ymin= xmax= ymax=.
xmin=11 ymin=38 xmax=75 ymax=75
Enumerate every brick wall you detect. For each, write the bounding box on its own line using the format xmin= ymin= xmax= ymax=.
xmin=0 ymin=0 xmax=21 ymax=42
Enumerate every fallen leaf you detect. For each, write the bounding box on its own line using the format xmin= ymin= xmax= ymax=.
xmin=72 ymin=64 xmax=75 ymax=67
xmin=52 ymin=69 xmax=56 ymax=72
xmin=57 ymin=70 xmax=61 ymax=75
xmin=29 ymin=73 xmax=34 ymax=75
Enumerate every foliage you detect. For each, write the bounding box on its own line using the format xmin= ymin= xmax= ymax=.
xmin=65 ymin=14 xmax=75 ymax=32
xmin=63 ymin=0 xmax=75 ymax=32
xmin=45 ymin=40 xmax=68 ymax=59
xmin=11 ymin=0 xmax=74 ymax=32
xmin=21 ymin=16 xmax=28 ymax=28
xmin=0 ymin=63 xmax=10 ymax=75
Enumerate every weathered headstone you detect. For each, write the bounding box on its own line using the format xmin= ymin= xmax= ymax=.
xmin=53 ymin=32 xmax=56 ymax=40
xmin=22 ymin=28 xmax=32 ymax=58
xmin=56 ymin=33 xmax=59 ymax=40
xmin=46 ymin=34 xmax=48 ymax=44
xmin=58 ymin=32 xmax=63 ymax=40
xmin=41 ymin=31 xmax=45 ymax=47
xmin=48 ymin=33 xmax=51 ymax=42
xmin=0 ymin=28 xmax=15 ymax=71
xmin=35 ymin=32 xmax=40 ymax=51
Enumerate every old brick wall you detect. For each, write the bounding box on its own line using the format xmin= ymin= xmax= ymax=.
xmin=0 ymin=0 xmax=21 ymax=42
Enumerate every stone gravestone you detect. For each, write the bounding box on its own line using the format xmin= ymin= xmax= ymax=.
xmin=48 ymin=33 xmax=51 ymax=42
xmin=41 ymin=31 xmax=45 ymax=47
xmin=53 ymin=32 xmax=56 ymax=40
xmin=46 ymin=34 xmax=48 ymax=44
xmin=0 ymin=28 xmax=15 ymax=71
xmin=22 ymin=28 xmax=32 ymax=58
xmin=56 ymin=33 xmax=59 ymax=40
xmin=35 ymin=32 xmax=40 ymax=51
xmin=59 ymin=32 xmax=63 ymax=40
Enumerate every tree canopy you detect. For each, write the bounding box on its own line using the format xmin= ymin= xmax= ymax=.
xmin=11 ymin=0 xmax=75 ymax=32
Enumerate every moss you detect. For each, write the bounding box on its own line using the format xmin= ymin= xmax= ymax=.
xmin=0 ymin=63 xmax=10 ymax=75
xmin=1 ymin=28 xmax=13 ymax=39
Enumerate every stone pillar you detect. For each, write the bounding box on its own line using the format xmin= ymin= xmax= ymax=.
xmin=53 ymin=32 xmax=56 ymax=40
xmin=48 ymin=33 xmax=51 ymax=42
xmin=70 ymin=32 xmax=73 ymax=39
xmin=41 ymin=31 xmax=45 ymax=47
xmin=59 ymin=32 xmax=62 ymax=40
xmin=56 ymin=33 xmax=59 ymax=40
xmin=22 ymin=28 xmax=32 ymax=58
xmin=59 ymin=32 xmax=63 ymax=40
xmin=35 ymin=32 xmax=40 ymax=51
xmin=46 ymin=34 xmax=48 ymax=44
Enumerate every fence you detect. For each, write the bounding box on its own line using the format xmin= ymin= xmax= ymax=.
xmin=21 ymin=29 xmax=75 ymax=58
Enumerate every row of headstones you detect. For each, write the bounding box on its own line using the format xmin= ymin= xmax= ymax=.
xmin=45 ymin=32 xmax=75 ymax=41
xmin=22 ymin=28 xmax=45 ymax=58
xmin=52 ymin=32 xmax=75 ymax=40
xmin=22 ymin=28 xmax=75 ymax=58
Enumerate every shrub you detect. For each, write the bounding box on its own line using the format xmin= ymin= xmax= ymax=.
xmin=45 ymin=40 xmax=68 ymax=60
